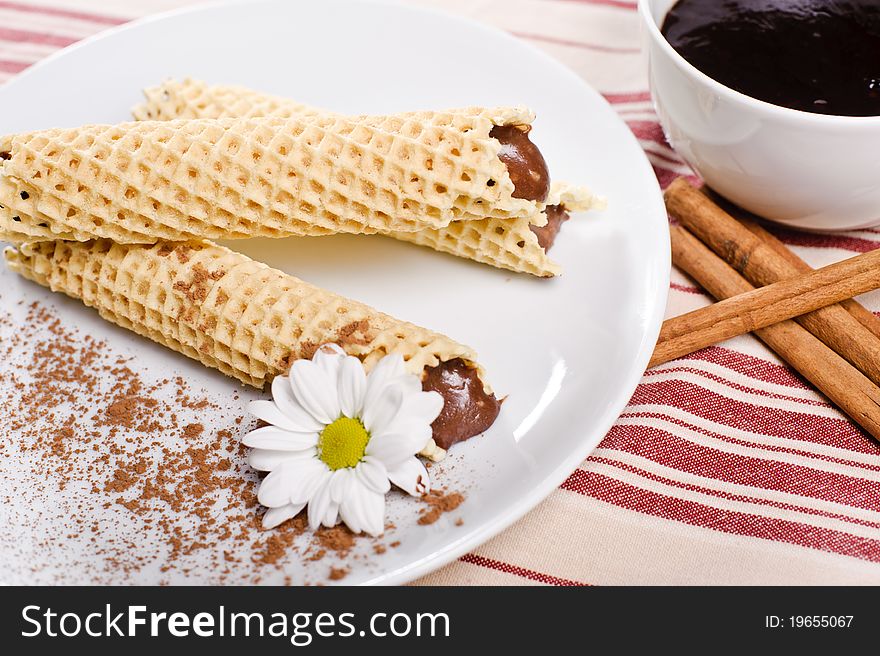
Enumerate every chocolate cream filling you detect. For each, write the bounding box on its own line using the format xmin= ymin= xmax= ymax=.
xmin=530 ymin=204 xmax=570 ymax=251
xmin=422 ymin=359 xmax=502 ymax=450
xmin=489 ymin=124 xmax=569 ymax=252
xmin=489 ymin=124 xmax=550 ymax=203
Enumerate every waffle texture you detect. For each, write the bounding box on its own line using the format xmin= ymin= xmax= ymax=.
xmin=132 ymin=79 xmax=323 ymax=121
xmin=4 ymin=238 xmax=482 ymax=385
xmin=389 ymin=182 xmax=598 ymax=277
xmin=130 ymin=79 xmax=604 ymax=276
xmin=0 ymin=107 xmax=543 ymax=244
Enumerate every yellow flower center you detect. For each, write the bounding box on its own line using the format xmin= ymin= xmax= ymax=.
xmin=317 ymin=417 xmax=370 ymax=470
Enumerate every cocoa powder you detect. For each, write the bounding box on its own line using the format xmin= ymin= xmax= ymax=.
xmin=418 ymin=489 xmax=465 ymax=525
xmin=182 ymin=423 xmax=204 ymax=439
xmin=0 ymin=301 xmax=395 ymax=584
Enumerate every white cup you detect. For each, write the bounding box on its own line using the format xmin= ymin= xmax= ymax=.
xmin=639 ymin=0 xmax=880 ymax=231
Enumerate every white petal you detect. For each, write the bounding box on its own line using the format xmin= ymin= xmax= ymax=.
xmin=315 ymin=343 xmax=345 ymax=357
xmin=359 ymin=488 xmax=386 ymax=537
xmin=262 ymin=502 xmax=305 ymax=529
xmin=313 ymin=344 xmax=344 ymax=385
xmin=322 ymin=470 xmax=348 ymax=526
xmin=356 ymin=456 xmax=391 ymax=495
xmin=337 ymin=355 xmax=367 ymax=418
xmin=361 ymin=383 xmax=403 ymax=434
xmin=307 ymin=483 xmax=328 ymax=531
xmin=396 ymin=373 xmax=421 ymax=395
xmin=248 ymin=448 xmax=314 ymax=472
xmin=337 ymin=492 xmax=361 ymax=534
xmin=387 ymin=457 xmax=431 ymax=497
xmin=242 ymin=425 xmax=318 ymax=451
xmin=323 ymin=501 xmax=340 ymax=528
xmin=258 ymin=458 xmax=329 ymax=507
xmin=339 ymin=481 xmax=386 ymax=537
xmin=364 ymin=432 xmax=416 ymax=469
xmin=370 ymin=421 xmax=432 ymax=461
xmin=249 ymin=399 xmax=311 ymax=433
xmin=362 ymin=353 xmax=406 ymax=411
xmin=271 ymin=376 xmax=324 ymax=432
xmin=308 ymin=477 xmax=339 ymax=531
xmin=329 ymin=468 xmax=352 ymax=504
xmin=399 ymin=390 xmax=444 ymax=425
xmin=289 ymin=359 xmax=341 ymax=424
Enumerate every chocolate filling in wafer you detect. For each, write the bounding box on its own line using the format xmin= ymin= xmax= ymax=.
xmin=422 ymin=359 xmax=502 ymax=450
xmin=490 ymin=125 xmax=572 ymax=252
xmin=530 ymin=204 xmax=570 ymax=251
xmin=490 ymin=125 xmax=550 ymax=202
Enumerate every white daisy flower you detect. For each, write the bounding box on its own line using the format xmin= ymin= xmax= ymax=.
xmin=243 ymin=344 xmax=443 ymax=536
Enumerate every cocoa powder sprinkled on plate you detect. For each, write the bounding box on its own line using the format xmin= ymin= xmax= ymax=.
xmin=316 ymin=525 xmax=356 ymax=557
xmin=417 ymin=489 xmax=465 ymax=525
xmin=0 ymin=301 xmax=396 ymax=584
xmin=182 ymin=423 xmax=204 ymax=439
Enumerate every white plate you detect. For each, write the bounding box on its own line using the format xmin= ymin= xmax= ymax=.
xmin=0 ymin=0 xmax=668 ymax=585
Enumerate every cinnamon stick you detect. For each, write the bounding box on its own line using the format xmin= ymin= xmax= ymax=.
xmin=652 ymin=231 xmax=880 ymax=364
xmin=664 ymin=178 xmax=880 ymax=387
xmin=738 ymin=214 xmax=880 ymax=342
xmin=699 ymin=184 xmax=880 ymax=341
xmin=696 ymin=183 xmax=880 ymax=338
xmin=656 ymin=225 xmax=880 ymax=441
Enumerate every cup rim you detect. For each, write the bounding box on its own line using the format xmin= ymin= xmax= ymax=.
xmin=637 ymin=0 xmax=880 ymax=126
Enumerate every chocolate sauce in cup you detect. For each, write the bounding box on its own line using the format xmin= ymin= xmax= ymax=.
xmin=661 ymin=0 xmax=880 ymax=117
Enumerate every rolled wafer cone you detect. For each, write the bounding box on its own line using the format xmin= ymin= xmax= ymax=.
xmin=5 ymin=239 xmax=494 ymax=459
xmin=0 ymin=106 xmax=545 ymax=245
xmin=132 ymin=78 xmax=323 ymax=121
xmin=130 ymin=79 xmax=605 ymax=277
xmin=390 ymin=182 xmax=598 ymax=277
xmin=4 ymin=237 xmax=485 ymax=384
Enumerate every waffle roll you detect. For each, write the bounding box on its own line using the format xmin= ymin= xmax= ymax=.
xmin=0 ymin=106 xmax=547 ymax=245
xmin=131 ymin=79 xmax=324 ymax=122
xmin=389 ymin=181 xmax=596 ymax=277
xmin=5 ymin=238 xmax=504 ymax=454
xmin=130 ymin=79 xmax=604 ymax=277
xmin=4 ymin=238 xmax=485 ymax=385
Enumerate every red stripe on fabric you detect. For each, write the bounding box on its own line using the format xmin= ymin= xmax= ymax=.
xmin=767 ymin=225 xmax=880 ymax=254
xmin=0 ymin=27 xmax=77 ymax=48
xmin=651 ymin=164 xmax=678 ymax=188
xmin=652 ymin=165 xmax=697 ymax=189
xmin=628 ymin=119 xmax=669 ymax=146
xmin=643 ymin=146 xmax=684 ymax=166
xmin=669 ymin=281 xmax=701 ymax=294
xmin=0 ymin=59 xmax=28 ymax=73
xmin=0 ymin=1 xmax=126 ymax=25
xmin=458 ymin=554 xmax=590 ymax=586
xmin=561 ymin=470 xmax=880 ymax=561
xmin=676 ymin=346 xmax=811 ymax=389
xmin=606 ymin=417 xmax=880 ymax=488
xmin=511 ymin=31 xmax=640 ymax=53
xmin=602 ymin=91 xmax=653 ymax=104
xmin=618 ymin=410 xmax=880 ymax=474
xmin=626 ymin=380 xmax=879 ymax=454
xmin=587 ymin=456 xmax=880 ymax=530
xmin=643 ymin=365 xmax=828 ymax=407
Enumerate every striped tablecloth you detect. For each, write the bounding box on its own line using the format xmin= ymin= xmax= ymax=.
xmin=4 ymin=0 xmax=879 ymax=586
